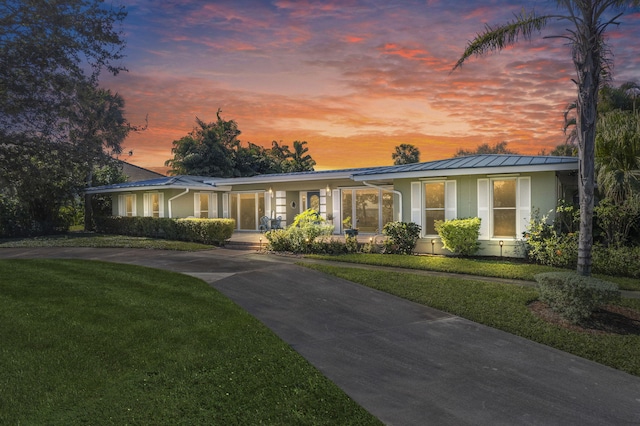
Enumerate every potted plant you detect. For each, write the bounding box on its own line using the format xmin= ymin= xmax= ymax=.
xmin=342 ymin=216 xmax=358 ymax=237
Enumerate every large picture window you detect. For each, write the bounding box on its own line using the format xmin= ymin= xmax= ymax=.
xmin=492 ymin=180 xmax=516 ymax=237
xmin=341 ymin=188 xmax=393 ymax=233
xmin=143 ymin=193 xmax=164 ymax=217
xmin=118 ymin=194 xmax=136 ymax=217
xmin=194 ymin=192 xmax=217 ymax=218
xmin=477 ymin=177 xmax=530 ymax=240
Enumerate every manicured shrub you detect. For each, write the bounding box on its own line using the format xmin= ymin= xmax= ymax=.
xmin=93 ymin=216 xmax=234 ymax=245
xmin=264 ymin=209 xmax=334 ymax=253
xmin=434 ymin=217 xmax=480 ymax=256
xmin=382 ymin=221 xmax=421 ymax=255
xmin=534 ymin=272 xmax=620 ymax=324
xmin=592 ymin=244 xmax=640 ymax=278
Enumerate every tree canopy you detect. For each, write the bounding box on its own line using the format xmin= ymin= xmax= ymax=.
xmin=165 ymin=112 xmax=316 ymax=177
xmin=454 ymin=141 xmax=518 ymax=157
xmin=0 ymin=0 xmax=130 ymax=235
xmin=392 ymin=144 xmax=421 ymax=165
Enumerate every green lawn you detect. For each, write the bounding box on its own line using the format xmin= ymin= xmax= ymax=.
xmin=308 ymin=253 xmax=640 ymax=291
xmin=301 ymin=263 xmax=640 ymax=377
xmin=0 ymin=259 xmax=380 ymax=425
xmin=0 ymin=234 xmax=213 ymax=251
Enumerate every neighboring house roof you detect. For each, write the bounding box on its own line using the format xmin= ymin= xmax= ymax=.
xmin=87 ymin=154 xmax=579 ymax=194
xmin=85 ymin=175 xmax=232 ymax=194
xmin=119 ymin=160 xmax=165 ymax=181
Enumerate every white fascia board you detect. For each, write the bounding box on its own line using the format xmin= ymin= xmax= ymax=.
xmin=351 ymin=163 xmax=578 ymax=181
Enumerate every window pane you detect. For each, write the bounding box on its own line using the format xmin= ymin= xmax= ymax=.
xmin=426 ymin=210 xmax=445 ymax=235
xmin=309 ymin=194 xmax=320 ymax=212
xmin=494 ymin=209 xmax=516 ymax=237
xmin=258 ymin=193 xmax=265 ymax=219
xmin=355 ymin=189 xmax=379 ymax=232
xmin=152 ymin=194 xmax=160 ymax=217
xmin=425 ymin=182 xmax=445 ymax=208
xmin=200 ymin=194 xmax=209 ymax=218
xmin=125 ymin=195 xmax=133 ymax=217
xmin=382 ymin=192 xmax=394 ymax=226
xmin=342 ymin=191 xmax=353 ymax=227
xmin=493 ymin=180 xmax=516 ymax=208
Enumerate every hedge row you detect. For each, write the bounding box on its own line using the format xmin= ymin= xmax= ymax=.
xmin=94 ymin=216 xmax=235 ymax=246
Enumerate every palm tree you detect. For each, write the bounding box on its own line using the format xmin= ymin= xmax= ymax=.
xmin=452 ymin=1 xmax=640 ymax=276
xmin=595 ymin=110 xmax=640 ymax=204
xmin=288 ymin=140 xmax=316 ymax=172
xmin=392 ymin=143 xmax=421 ymax=165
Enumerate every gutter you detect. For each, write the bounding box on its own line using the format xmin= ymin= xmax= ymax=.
xmin=362 ymin=181 xmax=402 ymax=222
xmin=168 ymin=188 xmax=189 ymax=218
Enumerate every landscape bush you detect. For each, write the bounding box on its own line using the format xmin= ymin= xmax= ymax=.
xmin=94 ymin=216 xmax=235 ymax=245
xmin=592 ymin=244 xmax=640 ymax=278
xmin=381 ymin=221 xmax=421 ymax=255
xmin=264 ymin=209 xmax=334 ymax=253
xmin=524 ymin=210 xmax=578 ymax=268
xmin=434 ymin=217 xmax=481 ymax=256
xmin=534 ymin=272 xmax=620 ymax=324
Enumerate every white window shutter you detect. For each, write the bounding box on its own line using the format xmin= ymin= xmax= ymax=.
xmin=332 ymin=189 xmax=340 ymax=233
xmin=410 ymin=182 xmax=422 ymax=228
xmin=210 ymin=193 xmax=218 ymax=218
xmin=118 ymin=195 xmax=125 ymax=216
xmin=477 ymin=179 xmax=490 ymax=239
xmin=194 ymin=193 xmax=201 ymax=218
xmin=517 ymin=177 xmax=531 ymax=238
xmin=222 ymin=193 xmax=229 ymax=218
xmin=143 ymin=193 xmax=150 ymax=217
xmin=445 ymin=180 xmax=457 ymax=220
xmin=158 ymin=193 xmax=164 ymax=218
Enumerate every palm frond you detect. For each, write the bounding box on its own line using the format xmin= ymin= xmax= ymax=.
xmin=452 ymin=9 xmax=550 ymax=71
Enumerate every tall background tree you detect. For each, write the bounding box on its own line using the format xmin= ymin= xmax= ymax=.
xmin=166 ymin=112 xmax=316 ymax=177
xmin=392 ymin=143 xmax=421 ymax=165
xmin=453 ymin=1 xmax=640 ymax=276
xmin=454 ymin=141 xmax=518 ymax=157
xmin=0 ymin=0 xmax=129 ymax=235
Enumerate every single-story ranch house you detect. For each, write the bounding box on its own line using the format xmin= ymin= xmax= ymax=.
xmin=86 ymin=154 xmax=579 ymax=257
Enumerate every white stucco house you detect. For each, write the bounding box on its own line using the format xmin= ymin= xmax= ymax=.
xmin=86 ymin=154 xmax=579 ymax=257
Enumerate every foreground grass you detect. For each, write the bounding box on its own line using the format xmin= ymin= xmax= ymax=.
xmin=307 ymin=254 xmax=640 ymax=291
xmin=0 ymin=233 xmax=213 ymax=251
xmin=301 ymin=263 xmax=640 ymax=377
xmin=0 ymin=260 xmax=380 ymax=425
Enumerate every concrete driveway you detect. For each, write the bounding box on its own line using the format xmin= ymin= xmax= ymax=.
xmin=2 ymin=247 xmax=639 ymax=425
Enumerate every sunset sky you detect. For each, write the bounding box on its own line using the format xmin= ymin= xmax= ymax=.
xmin=100 ymin=0 xmax=640 ymax=174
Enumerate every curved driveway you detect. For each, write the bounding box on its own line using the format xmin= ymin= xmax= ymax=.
xmin=2 ymin=247 xmax=639 ymax=425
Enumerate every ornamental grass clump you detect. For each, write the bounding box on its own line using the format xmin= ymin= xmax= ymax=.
xmin=434 ymin=217 xmax=481 ymax=256
xmin=534 ymin=272 xmax=620 ymax=324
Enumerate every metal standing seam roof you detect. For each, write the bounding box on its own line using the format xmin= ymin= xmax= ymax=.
xmin=350 ymin=154 xmax=579 ymax=178
xmin=86 ymin=154 xmax=579 ymax=193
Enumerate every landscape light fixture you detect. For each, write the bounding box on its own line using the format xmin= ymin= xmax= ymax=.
xmin=499 ymin=240 xmax=504 ymax=257
xmin=431 ymin=239 xmax=436 ymax=255
xmin=259 ymin=237 xmax=262 ymax=251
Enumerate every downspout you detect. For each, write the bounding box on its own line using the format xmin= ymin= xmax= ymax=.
xmin=362 ymin=181 xmax=403 ymax=222
xmin=168 ymin=188 xmax=189 ymax=218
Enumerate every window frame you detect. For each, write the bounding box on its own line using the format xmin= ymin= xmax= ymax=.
xmin=118 ymin=194 xmax=137 ymax=217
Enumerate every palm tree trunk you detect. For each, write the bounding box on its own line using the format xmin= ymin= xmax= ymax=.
xmin=575 ymin=31 xmax=600 ymax=277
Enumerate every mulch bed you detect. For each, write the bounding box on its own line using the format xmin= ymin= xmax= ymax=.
xmin=529 ymin=301 xmax=640 ymax=335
